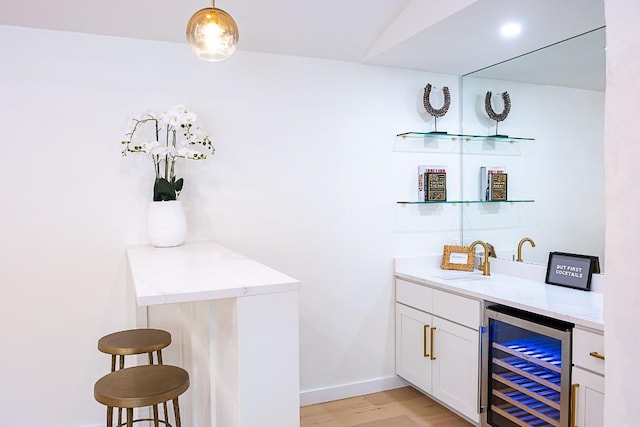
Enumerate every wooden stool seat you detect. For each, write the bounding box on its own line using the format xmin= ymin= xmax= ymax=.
xmin=94 ymin=365 xmax=189 ymax=427
xmin=98 ymin=329 xmax=171 ymax=357
xmin=99 ymin=328 xmax=171 ymax=373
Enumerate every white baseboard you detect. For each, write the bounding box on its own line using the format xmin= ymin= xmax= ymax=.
xmin=300 ymin=375 xmax=408 ymax=406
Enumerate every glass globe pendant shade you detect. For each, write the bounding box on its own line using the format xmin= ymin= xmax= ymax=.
xmin=186 ymin=7 xmax=239 ymax=61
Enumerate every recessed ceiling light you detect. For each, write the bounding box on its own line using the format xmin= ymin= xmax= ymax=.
xmin=500 ymin=22 xmax=522 ymax=38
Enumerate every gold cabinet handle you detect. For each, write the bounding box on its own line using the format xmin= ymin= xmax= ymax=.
xmin=589 ymin=351 xmax=605 ymax=360
xmin=423 ymin=325 xmax=430 ymax=358
xmin=570 ymin=383 xmax=579 ymax=427
xmin=430 ymin=327 xmax=436 ymax=360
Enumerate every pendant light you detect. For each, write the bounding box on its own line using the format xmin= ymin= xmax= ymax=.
xmin=186 ymin=1 xmax=239 ymax=62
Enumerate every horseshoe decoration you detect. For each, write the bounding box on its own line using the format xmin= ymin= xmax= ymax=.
xmin=485 ymin=91 xmax=511 ymax=122
xmin=485 ymin=91 xmax=511 ymax=136
xmin=423 ymin=84 xmax=451 ymax=133
xmin=423 ymin=84 xmax=451 ymax=118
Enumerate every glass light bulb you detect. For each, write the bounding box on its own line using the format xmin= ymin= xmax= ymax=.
xmin=186 ymin=8 xmax=239 ymax=62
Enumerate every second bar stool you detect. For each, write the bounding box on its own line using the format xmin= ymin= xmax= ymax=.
xmin=94 ymin=364 xmax=189 ymax=427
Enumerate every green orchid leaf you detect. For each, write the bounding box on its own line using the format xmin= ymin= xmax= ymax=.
xmin=154 ymin=178 xmax=177 ymax=201
xmin=174 ymin=178 xmax=184 ymax=192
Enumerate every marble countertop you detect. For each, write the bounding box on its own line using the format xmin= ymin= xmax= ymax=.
xmin=395 ymin=258 xmax=603 ymax=331
xmin=127 ymin=241 xmax=300 ymax=306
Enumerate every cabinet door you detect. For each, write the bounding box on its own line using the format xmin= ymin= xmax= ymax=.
xmin=431 ymin=315 xmax=480 ymax=423
xmin=573 ymin=367 xmax=604 ymax=427
xmin=395 ymin=303 xmax=432 ymax=393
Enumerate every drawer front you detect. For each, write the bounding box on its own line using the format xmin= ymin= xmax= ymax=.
xmin=573 ymin=328 xmax=605 ymax=375
xmin=396 ymin=279 xmax=433 ymax=313
xmin=432 ymin=288 xmax=480 ymax=329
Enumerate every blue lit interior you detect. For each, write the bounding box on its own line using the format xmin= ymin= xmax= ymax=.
xmin=489 ymin=320 xmax=564 ymax=426
xmin=503 ymin=338 xmax=562 ymax=367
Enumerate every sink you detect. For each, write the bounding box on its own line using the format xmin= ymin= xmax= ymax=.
xmin=431 ymin=271 xmax=487 ymax=281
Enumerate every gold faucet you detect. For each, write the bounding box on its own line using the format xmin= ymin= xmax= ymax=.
xmin=516 ymin=237 xmax=536 ymax=262
xmin=469 ymin=240 xmax=491 ymax=276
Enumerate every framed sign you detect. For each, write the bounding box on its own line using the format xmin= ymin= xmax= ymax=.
xmin=545 ymin=252 xmax=600 ymax=291
xmin=441 ymin=245 xmax=475 ymax=272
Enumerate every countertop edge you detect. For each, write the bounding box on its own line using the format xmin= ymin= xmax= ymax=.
xmin=135 ymin=280 xmax=301 ymax=306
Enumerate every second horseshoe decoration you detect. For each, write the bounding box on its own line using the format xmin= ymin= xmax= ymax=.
xmin=485 ymin=91 xmax=512 ymax=136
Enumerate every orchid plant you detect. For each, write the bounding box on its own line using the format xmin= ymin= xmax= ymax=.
xmin=121 ymin=105 xmax=214 ymax=201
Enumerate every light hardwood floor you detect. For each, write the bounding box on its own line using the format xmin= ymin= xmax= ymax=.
xmin=300 ymin=386 xmax=474 ymax=427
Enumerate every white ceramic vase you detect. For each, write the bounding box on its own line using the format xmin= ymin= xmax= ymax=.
xmin=147 ymin=200 xmax=187 ymax=247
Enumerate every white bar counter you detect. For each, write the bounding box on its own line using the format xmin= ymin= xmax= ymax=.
xmin=394 ymin=256 xmax=603 ymax=331
xmin=127 ymin=240 xmax=301 ymax=427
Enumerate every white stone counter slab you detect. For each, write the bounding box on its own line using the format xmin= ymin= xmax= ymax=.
xmin=127 ymin=240 xmax=300 ymax=306
xmin=395 ymin=263 xmax=603 ymax=331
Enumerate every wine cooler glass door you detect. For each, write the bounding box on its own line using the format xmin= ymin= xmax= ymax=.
xmin=482 ymin=306 xmax=572 ymax=427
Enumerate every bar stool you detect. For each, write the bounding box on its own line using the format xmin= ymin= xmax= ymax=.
xmin=94 ymin=364 xmax=189 ymax=427
xmin=98 ymin=328 xmax=172 ymax=371
xmin=98 ymin=328 xmax=172 ymax=426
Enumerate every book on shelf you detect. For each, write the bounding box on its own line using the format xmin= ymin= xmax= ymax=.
xmin=418 ymin=165 xmax=447 ymax=201
xmin=489 ymin=172 xmax=508 ymax=200
xmin=480 ymin=166 xmax=507 ymax=201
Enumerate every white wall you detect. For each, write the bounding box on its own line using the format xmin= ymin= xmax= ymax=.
xmin=0 ymin=25 xmax=461 ymax=426
xmin=604 ymin=0 xmax=640 ymax=425
xmin=462 ymin=77 xmax=605 ymax=265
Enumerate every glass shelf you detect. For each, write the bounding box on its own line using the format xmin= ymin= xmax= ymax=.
xmin=396 ymin=199 xmax=535 ymax=205
xmin=396 ymin=131 xmax=534 ymax=142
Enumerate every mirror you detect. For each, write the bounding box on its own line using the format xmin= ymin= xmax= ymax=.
xmin=460 ymin=27 xmax=606 ymax=270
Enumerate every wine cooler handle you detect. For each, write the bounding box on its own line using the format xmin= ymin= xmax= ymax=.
xmin=430 ymin=327 xmax=436 ymax=360
xmin=571 ymin=383 xmax=579 ymax=427
xmin=423 ymin=325 xmax=430 ymax=358
xmin=478 ymin=325 xmax=487 ymax=414
xmin=589 ymin=351 xmax=605 ymax=360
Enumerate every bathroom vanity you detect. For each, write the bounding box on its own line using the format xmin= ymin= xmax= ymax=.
xmin=394 ymin=256 xmax=604 ymax=427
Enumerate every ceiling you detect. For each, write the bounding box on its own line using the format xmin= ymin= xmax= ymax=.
xmin=0 ymin=0 xmax=605 ymax=83
xmin=468 ymin=27 xmax=606 ymax=91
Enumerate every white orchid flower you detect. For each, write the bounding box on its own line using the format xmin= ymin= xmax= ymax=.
xmin=166 ymin=115 xmax=180 ymax=129
xmin=189 ymin=125 xmax=204 ymax=140
xmin=183 ymin=111 xmax=197 ymax=125
xmin=162 ymin=104 xmax=193 ymax=129
xmin=149 ymin=144 xmax=174 ymax=157
xmin=176 ymin=145 xmax=205 ymax=159
xmin=138 ymin=140 xmax=160 ymax=153
xmin=161 ymin=112 xmax=179 ymax=129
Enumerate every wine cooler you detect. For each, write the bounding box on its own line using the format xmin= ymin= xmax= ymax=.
xmin=482 ymin=305 xmax=573 ymax=427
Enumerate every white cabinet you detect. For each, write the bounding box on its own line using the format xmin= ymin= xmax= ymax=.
xmin=572 ymin=366 xmax=604 ymax=427
xmin=431 ymin=315 xmax=480 ymax=421
xmin=396 ymin=303 xmax=433 ymax=393
xmin=572 ymin=327 xmax=605 ymax=427
xmin=395 ymin=279 xmax=481 ymax=423
xmin=572 ymin=328 xmax=605 ymax=427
